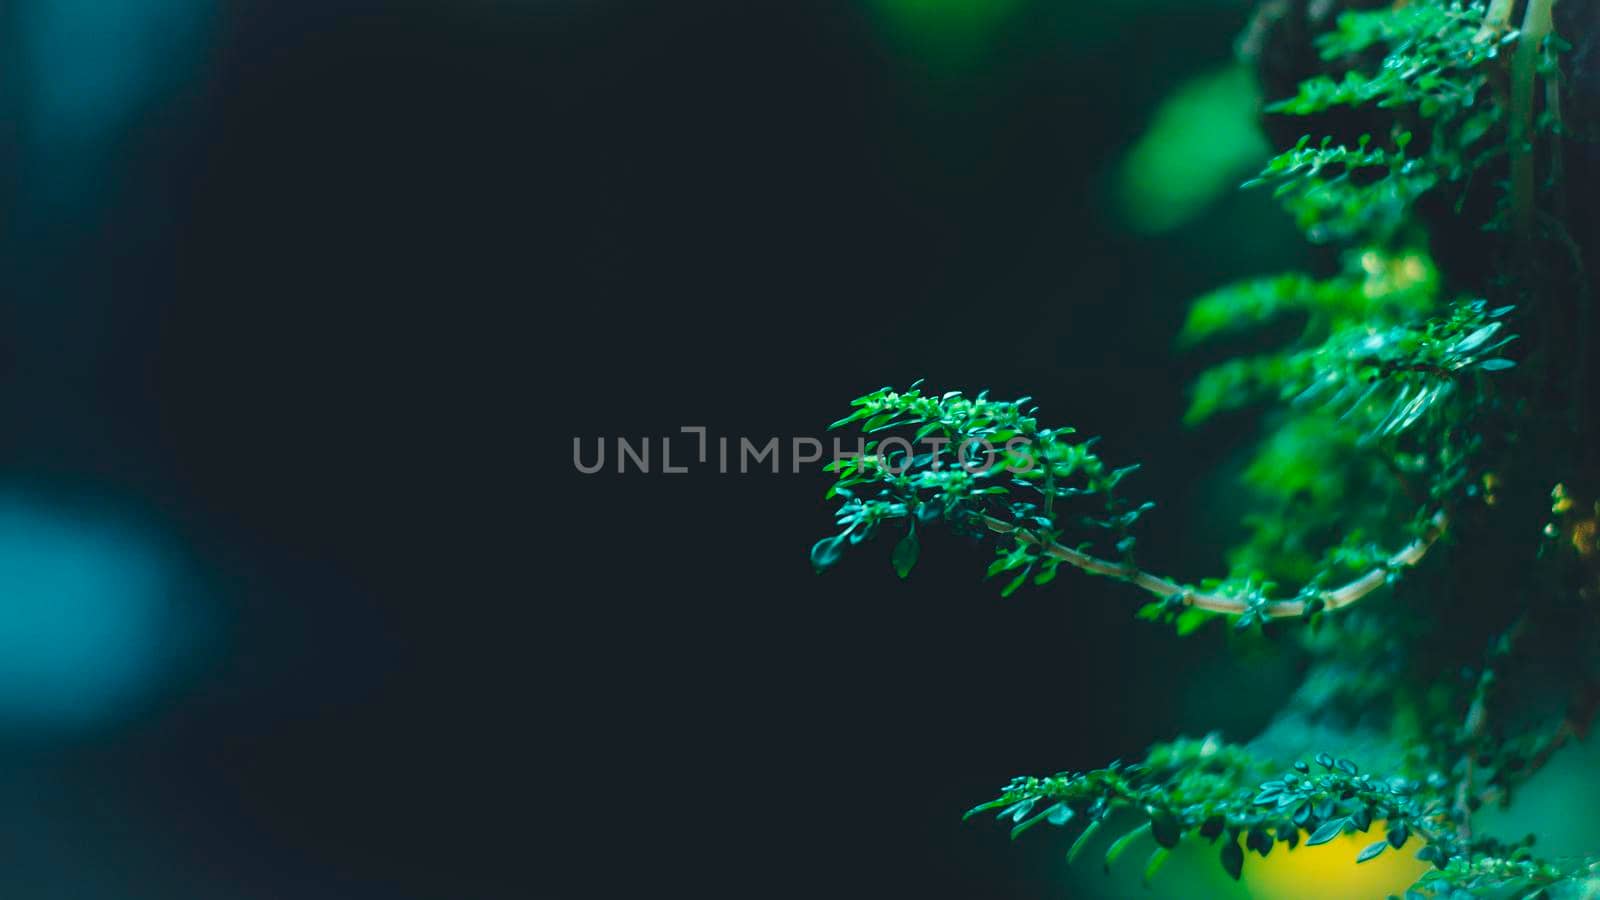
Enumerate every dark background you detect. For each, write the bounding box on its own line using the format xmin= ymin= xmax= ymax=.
xmin=2 ymin=1 xmax=1316 ymax=897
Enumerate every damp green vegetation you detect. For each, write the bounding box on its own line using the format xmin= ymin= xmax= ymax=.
xmin=809 ymin=1 xmax=1600 ymax=897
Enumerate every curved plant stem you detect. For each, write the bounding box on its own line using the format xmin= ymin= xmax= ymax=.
xmin=981 ymin=511 xmax=1448 ymax=618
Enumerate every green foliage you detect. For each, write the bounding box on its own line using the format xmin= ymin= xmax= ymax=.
xmin=1247 ymin=131 xmax=1441 ymax=243
xmin=1275 ymin=2 xmax=1505 ymax=116
xmin=1183 ymin=249 xmax=1514 ymax=586
xmin=966 ymin=739 xmax=1571 ymax=896
xmin=1252 ymin=1 xmax=1516 ymax=242
xmin=812 ymin=383 xmax=1151 ymax=592
xmin=1180 ymin=246 xmax=1444 ymax=427
xmin=801 ymin=0 xmax=1597 ymax=896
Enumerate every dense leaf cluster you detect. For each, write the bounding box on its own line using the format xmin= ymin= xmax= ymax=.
xmin=812 ymin=384 xmax=1150 ymax=596
xmin=803 ymin=0 xmax=1594 ymax=896
xmin=1254 ymin=1 xmax=1514 ymax=242
xmin=966 ymin=738 xmax=1569 ymax=897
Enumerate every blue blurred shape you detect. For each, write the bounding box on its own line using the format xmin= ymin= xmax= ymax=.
xmin=0 ymin=497 xmax=186 ymax=730
xmin=19 ymin=0 xmax=212 ymax=144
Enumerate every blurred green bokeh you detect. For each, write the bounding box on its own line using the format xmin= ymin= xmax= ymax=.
xmin=869 ymin=0 xmax=1027 ymax=60
xmin=1118 ymin=64 xmax=1270 ymax=233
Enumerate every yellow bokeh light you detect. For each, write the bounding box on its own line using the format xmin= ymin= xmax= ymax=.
xmin=1553 ymin=482 xmax=1575 ymax=514
xmin=1243 ymin=824 xmax=1430 ymax=900
xmin=1360 ymin=250 xmax=1433 ymax=298
xmin=1071 ymin=820 xmax=1434 ymax=899
xmin=1571 ymin=518 xmax=1598 ymax=558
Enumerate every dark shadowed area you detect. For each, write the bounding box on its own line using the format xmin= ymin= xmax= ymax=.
xmin=0 ymin=1 xmax=1366 ymax=897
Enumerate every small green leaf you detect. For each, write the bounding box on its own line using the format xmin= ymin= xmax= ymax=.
xmin=891 ymin=527 xmax=919 ymax=579
xmin=1356 ymin=839 xmax=1387 ymax=863
xmin=1067 ymin=819 xmax=1103 ymax=865
xmin=861 ymin=412 xmax=897 ymax=432
xmin=1220 ymin=838 xmax=1244 ymax=880
xmin=1001 ymin=798 xmax=1037 ymax=823
xmin=961 ymin=799 xmax=1009 ymax=822
xmin=1142 ymin=847 xmax=1170 ymax=886
xmin=1456 ymin=323 xmax=1502 ymax=353
xmin=828 ymin=409 xmax=869 ymax=430
xmin=1174 ymin=608 xmax=1209 ymax=636
xmin=1350 ymin=806 xmax=1372 ymax=832
xmin=1000 ymin=569 xmax=1031 ymax=598
xmin=1011 ymin=806 xmax=1054 ymax=841
xmin=810 ymin=532 xmax=849 ymax=574
xmin=1104 ymin=822 xmax=1152 ymax=872
xmin=1149 ymin=809 xmax=1180 ymax=848
xmin=1387 ymin=822 xmax=1409 ymax=849
xmin=1305 ymin=818 xmax=1347 ymax=846
xmin=1479 ymin=358 xmax=1516 ymax=370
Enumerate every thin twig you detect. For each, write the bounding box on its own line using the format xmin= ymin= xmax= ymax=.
xmin=981 ymin=511 xmax=1447 ymax=618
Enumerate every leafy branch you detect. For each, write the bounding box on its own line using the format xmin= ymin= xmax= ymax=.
xmin=978 ymin=507 xmax=1446 ymax=621
xmin=966 ymin=739 xmax=1579 ymax=896
xmin=813 ymin=300 xmax=1506 ymax=623
xmin=795 ymin=0 xmax=1594 ymax=896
